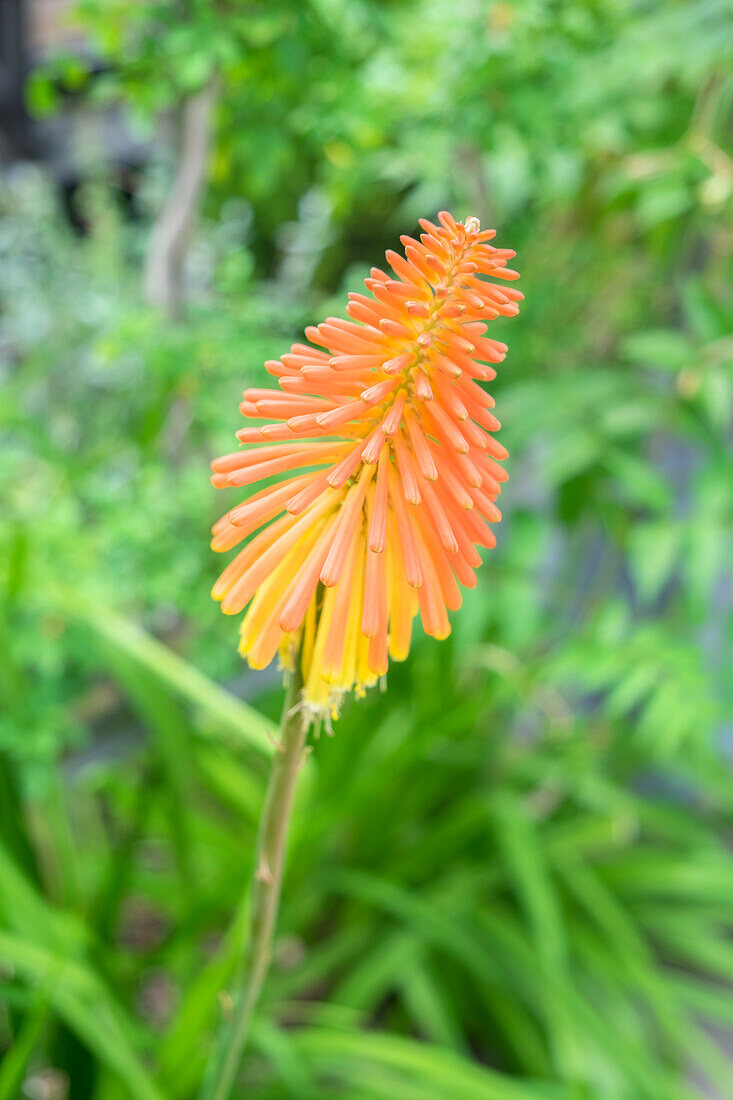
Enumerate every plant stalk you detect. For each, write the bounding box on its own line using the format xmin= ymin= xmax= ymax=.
xmin=200 ymin=670 xmax=309 ymax=1100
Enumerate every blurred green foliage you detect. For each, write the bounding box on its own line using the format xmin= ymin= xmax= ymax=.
xmin=2 ymin=0 xmax=733 ymax=1097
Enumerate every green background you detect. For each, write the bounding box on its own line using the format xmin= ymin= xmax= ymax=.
xmin=1 ymin=0 xmax=732 ymax=1097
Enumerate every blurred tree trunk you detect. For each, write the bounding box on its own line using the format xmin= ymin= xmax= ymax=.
xmin=144 ymin=77 xmax=218 ymax=320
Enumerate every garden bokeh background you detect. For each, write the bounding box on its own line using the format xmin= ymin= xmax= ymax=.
xmin=1 ymin=1 xmax=733 ymax=1097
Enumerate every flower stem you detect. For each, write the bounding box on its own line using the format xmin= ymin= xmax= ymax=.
xmin=200 ymin=670 xmax=309 ymax=1100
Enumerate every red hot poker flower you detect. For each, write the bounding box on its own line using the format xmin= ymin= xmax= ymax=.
xmin=211 ymin=212 xmax=521 ymax=719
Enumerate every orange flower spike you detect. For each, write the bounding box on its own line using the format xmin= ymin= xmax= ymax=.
xmin=211 ymin=213 xmax=520 ymax=720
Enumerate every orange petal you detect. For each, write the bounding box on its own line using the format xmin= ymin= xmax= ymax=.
xmin=321 ymin=465 xmax=374 ymax=587
xmin=387 ymin=465 xmax=422 ymax=588
xmin=367 ymin=447 xmax=389 ymax=553
xmin=221 ymin=491 xmax=337 ymax=614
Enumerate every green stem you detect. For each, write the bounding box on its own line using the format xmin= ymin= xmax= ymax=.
xmin=200 ymin=670 xmax=309 ymax=1100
